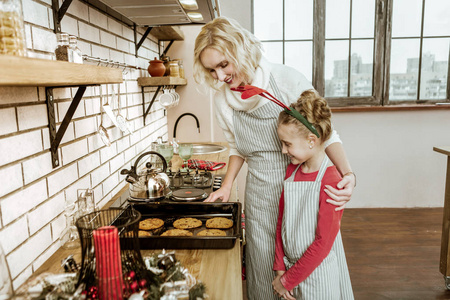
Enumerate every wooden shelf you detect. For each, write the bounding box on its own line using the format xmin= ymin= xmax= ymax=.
xmin=0 ymin=55 xmax=123 ymax=87
xmin=138 ymin=76 xmax=187 ymax=87
xmin=151 ymin=26 xmax=185 ymax=41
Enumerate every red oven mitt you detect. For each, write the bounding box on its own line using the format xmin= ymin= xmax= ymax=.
xmin=183 ymin=159 xmax=226 ymax=171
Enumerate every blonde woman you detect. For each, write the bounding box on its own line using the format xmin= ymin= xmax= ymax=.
xmin=194 ymin=17 xmax=356 ymax=300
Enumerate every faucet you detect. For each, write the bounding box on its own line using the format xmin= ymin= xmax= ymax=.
xmin=173 ymin=113 xmax=200 ymax=150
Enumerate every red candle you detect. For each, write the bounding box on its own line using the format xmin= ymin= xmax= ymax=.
xmin=93 ymin=226 xmax=124 ymax=300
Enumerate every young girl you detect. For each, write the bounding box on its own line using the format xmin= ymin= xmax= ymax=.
xmin=272 ymin=90 xmax=354 ymax=300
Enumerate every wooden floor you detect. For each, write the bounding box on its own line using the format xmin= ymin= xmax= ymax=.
xmin=243 ymin=208 xmax=450 ymax=300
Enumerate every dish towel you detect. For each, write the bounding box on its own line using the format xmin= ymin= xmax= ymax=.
xmin=183 ymin=159 xmax=226 ymax=171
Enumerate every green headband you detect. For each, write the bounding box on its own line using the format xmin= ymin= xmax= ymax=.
xmin=284 ymin=107 xmax=320 ymax=138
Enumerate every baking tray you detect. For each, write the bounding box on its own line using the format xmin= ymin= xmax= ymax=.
xmin=128 ymin=202 xmax=242 ymax=249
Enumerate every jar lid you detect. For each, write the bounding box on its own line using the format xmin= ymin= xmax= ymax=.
xmin=150 ymin=57 xmax=163 ymax=63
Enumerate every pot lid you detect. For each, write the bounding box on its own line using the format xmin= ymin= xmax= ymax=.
xmin=170 ymin=188 xmax=207 ymax=201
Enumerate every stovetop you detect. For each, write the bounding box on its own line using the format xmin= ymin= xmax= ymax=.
xmin=111 ymin=170 xmax=223 ymax=208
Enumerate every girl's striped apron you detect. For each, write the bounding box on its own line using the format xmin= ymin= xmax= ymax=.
xmin=282 ymin=156 xmax=354 ymax=299
xmin=233 ymin=75 xmax=290 ymax=300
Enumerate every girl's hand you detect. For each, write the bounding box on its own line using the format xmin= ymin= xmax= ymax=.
xmin=203 ymin=186 xmax=231 ymax=202
xmin=272 ymin=275 xmax=295 ymax=299
xmin=325 ymin=173 xmax=356 ymax=211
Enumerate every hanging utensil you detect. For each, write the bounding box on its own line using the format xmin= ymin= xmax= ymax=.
xmin=115 ymin=83 xmax=129 ymax=134
xmin=97 ymin=86 xmax=111 ymax=147
xmin=103 ymin=84 xmax=120 ymax=128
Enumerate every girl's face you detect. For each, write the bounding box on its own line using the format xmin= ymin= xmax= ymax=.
xmin=200 ymin=47 xmax=244 ymax=89
xmin=277 ymin=123 xmax=313 ymax=165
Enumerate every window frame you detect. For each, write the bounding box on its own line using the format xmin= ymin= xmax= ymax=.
xmin=252 ymin=0 xmax=450 ymax=108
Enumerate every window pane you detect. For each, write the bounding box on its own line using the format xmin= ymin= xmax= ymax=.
xmin=420 ymin=38 xmax=449 ymax=99
xmin=350 ymin=40 xmax=374 ymax=97
xmin=285 ymin=41 xmax=313 ymax=83
xmin=326 ymin=0 xmax=350 ymax=39
xmin=423 ymin=0 xmax=450 ymax=36
xmin=389 ymin=39 xmax=420 ymax=100
xmin=392 ymin=0 xmax=422 ymax=38
xmin=262 ymin=42 xmax=283 ymax=64
xmin=254 ymin=0 xmax=283 ymax=40
xmin=351 ymin=0 xmax=375 ymax=38
xmin=285 ymin=0 xmax=313 ymax=40
xmin=325 ymin=40 xmax=349 ymax=97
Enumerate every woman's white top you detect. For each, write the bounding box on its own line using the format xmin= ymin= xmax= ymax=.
xmin=213 ymin=57 xmax=341 ymax=158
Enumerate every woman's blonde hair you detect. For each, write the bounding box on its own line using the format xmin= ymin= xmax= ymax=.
xmin=278 ymin=90 xmax=333 ymax=143
xmin=193 ymin=17 xmax=262 ymax=89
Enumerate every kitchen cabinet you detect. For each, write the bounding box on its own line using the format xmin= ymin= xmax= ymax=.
xmin=0 ymin=54 xmax=123 ymax=168
xmin=434 ymin=146 xmax=450 ymax=289
xmin=138 ymin=76 xmax=187 ymax=125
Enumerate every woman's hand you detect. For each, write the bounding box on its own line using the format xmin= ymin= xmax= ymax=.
xmin=325 ymin=172 xmax=356 ymax=211
xmin=204 ymin=185 xmax=231 ymax=202
xmin=272 ymin=275 xmax=295 ymax=300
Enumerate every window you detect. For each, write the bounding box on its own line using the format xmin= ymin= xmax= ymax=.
xmin=253 ymin=0 xmax=450 ymax=107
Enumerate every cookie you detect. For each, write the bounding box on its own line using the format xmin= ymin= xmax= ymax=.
xmin=206 ymin=217 xmax=233 ymax=229
xmin=197 ymin=229 xmax=227 ymax=237
xmin=161 ymin=229 xmax=193 ymax=237
xmin=139 ymin=218 xmax=164 ymax=230
xmin=173 ymin=217 xmax=202 ymax=229
xmin=138 ymin=230 xmax=152 ymax=237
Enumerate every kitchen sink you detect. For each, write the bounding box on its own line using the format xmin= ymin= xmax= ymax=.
xmin=192 ymin=143 xmax=227 ymax=155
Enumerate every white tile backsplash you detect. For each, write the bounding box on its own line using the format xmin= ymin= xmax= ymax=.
xmin=23 ymin=0 xmax=50 ymax=28
xmin=0 ymin=87 xmax=38 ymax=104
xmin=90 ymin=163 xmax=109 ymax=187
xmin=89 ymin=7 xmax=108 ymax=29
xmin=32 ymin=27 xmax=57 ymax=53
xmin=1 ymin=179 xmax=47 ymax=226
xmin=79 ymin=22 xmax=100 ymax=43
xmin=61 ymin=139 xmax=89 ymax=165
xmin=100 ymin=30 xmax=116 ymax=48
xmin=67 ymin=0 xmax=89 ymax=21
xmin=0 ymin=216 xmax=28 ymax=254
xmin=17 ymin=104 xmax=48 ymax=131
xmin=74 ymin=116 xmax=97 ymax=138
xmin=0 ymin=130 xmax=43 ymax=166
xmin=0 ymin=164 xmax=23 ymax=197
xmin=47 ymin=163 xmax=78 ymax=196
xmin=0 ymin=107 xmax=17 ymax=135
xmin=28 ymin=192 xmax=65 ymax=235
xmin=60 ymin=15 xmax=79 ymax=37
xmin=22 ymin=152 xmax=55 ymax=185
xmin=78 ymin=151 xmax=100 ymax=177
xmin=7 ymin=225 xmax=52 ymax=278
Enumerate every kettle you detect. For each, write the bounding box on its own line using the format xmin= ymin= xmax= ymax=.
xmin=120 ymin=151 xmax=171 ymax=201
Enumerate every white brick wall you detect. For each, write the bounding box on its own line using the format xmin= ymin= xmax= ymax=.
xmin=0 ymin=0 xmax=166 ymax=289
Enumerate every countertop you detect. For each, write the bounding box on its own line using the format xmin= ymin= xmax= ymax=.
xmin=17 ymin=142 xmax=243 ymax=300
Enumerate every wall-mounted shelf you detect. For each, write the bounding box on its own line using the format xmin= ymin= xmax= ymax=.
xmin=0 ymin=54 xmax=123 ymax=168
xmin=138 ymin=76 xmax=187 ymax=124
xmin=138 ymin=76 xmax=187 ymax=87
xmin=0 ymin=55 xmax=123 ymax=87
xmin=151 ymin=26 xmax=185 ymax=41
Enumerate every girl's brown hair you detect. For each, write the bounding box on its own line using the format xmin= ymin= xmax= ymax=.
xmin=278 ymin=90 xmax=332 ymax=142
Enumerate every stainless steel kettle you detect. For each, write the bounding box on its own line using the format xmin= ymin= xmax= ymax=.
xmin=120 ymin=151 xmax=171 ymax=201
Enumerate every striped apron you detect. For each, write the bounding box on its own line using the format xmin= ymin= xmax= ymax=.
xmin=233 ymin=75 xmax=290 ymax=300
xmin=282 ymin=156 xmax=354 ymax=300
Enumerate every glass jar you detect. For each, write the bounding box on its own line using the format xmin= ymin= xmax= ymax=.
xmin=55 ymin=32 xmax=70 ymax=61
xmin=0 ymin=0 xmax=26 ymax=56
xmin=174 ymin=59 xmax=185 ymax=78
xmin=69 ymin=35 xmax=83 ymax=64
xmin=169 ymin=60 xmax=180 ymax=77
xmin=161 ymin=55 xmax=171 ymax=76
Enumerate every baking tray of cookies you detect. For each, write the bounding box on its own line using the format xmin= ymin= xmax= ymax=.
xmin=128 ymin=202 xmax=242 ymax=249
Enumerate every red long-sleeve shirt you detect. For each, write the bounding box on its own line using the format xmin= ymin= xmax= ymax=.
xmin=273 ymin=163 xmax=344 ymax=291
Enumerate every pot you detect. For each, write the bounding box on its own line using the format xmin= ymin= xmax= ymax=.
xmin=120 ymin=151 xmax=171 ymax=201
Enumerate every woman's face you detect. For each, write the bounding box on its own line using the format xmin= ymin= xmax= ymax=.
xmin=200 ymin=47 xmax=244 ymax=89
